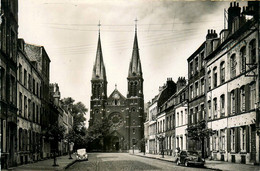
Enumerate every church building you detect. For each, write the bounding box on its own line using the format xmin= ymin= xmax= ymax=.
xmin=89 ymin=26 xmax=144 ymax=152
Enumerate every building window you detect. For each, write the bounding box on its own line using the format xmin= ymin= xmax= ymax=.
xmin=19 ymin=92 xmax=22 ymax=115
xmin=163 ymin=120 xmax=165 ymax=132
xmin=32 ymin=102 xmax=35 ymax=122
xmin=249 ymin=39 xmax=256 ymax=64
xmin=250 ymin=82 xmax=256 ymax=110
xmin=195 ymin=106 xmax=198 ymax=123
xmin=195 ymin=82 xmax=198 ymax=97
xmin=33 ymin=78 xmax=35 ymax=94
xmin=180 ymin=137 xmax=183 ymax=150
xmin=24 ymin=96 xmax=27 ymax=118
xmin=133 ymin=128 xmax=135 ymax=134
xmin=208 ymin=100 xmax=211 ymax=119
xmin=208 ymin=70 xmax=211 ymax=90
xmin=190 ymin=108 xmax=193 ymax=124
xmin=1 ymin=18 xmax=6 ymax=52
xmin=220 ymin=94 xmax=225 ymax=117
xmin=240 ymin=87 xmax=245 ymax=112
xmin=180 ymin=111 xmax=183 ymax=126
xmin=230 ymin=54 xmax=236 ymax=78
xmin=24 ymin=69 xmax=27 ymax=88
xmin=201 ymin=51 xmax=204 ymax=67
xmin=220 ymin=130 xmax=225 ymax=151
xmin=28 ymin=99 xmax=31 ymax=120
xmin=213 ymin=67 xmax=217 ymax=88
xmin=200 ymin=104 xmax=204 ymax=120
xmin=201 ymin=78 xmax=205 ymax=94
xmin=240 ymin=46 xmax=246 ymax=73
xmin=213 ymin=98 xmax=217 ymax=118
xmin=0 ymin=67 xmax=6 ymax=100
xmin=220 ymin=61 xmax=225 ymax=83
xmin=231 ymin=128 xmax=235 ymax=151
xmin=241 ymin=127 xmax=246 ymax=151
xmin=185 ymin=109 xmax=187 ymax=124
xmin=28 ymin=74 xmax=31 ymax=91
xmin=19 ymin=64 xmax=22 ymax=82
xmin=195 ymin=57 xmax=198 ymax=71
xmin=213 ymin=136 xmax=217 ymax=151
xmin=231 ymin=90 xmax=235 ymax=115
xmin=190 ymin=61 xmax=193 ymax=76
xmin=190 ymin=84 xmax=193 ymax=99
xmin=170 ymin=115 xmax=172 ymax=129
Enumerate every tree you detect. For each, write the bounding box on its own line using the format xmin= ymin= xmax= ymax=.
xmin=61 ymin=97 xmax=88 ymax=150
xmin=186 ymin=120 xmax=215 ymax=158
xmin=43 ymin=123 xmax=65 ymax=166
xmin=61 ymin=97 xmax=88 ymax=130
xmin=86 ymin=117 xmax=112 ymax=151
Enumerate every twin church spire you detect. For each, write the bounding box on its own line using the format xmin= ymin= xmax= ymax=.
xmin=92 ymin=20 xmax=143 ymax=82
xmin=92 ymin=28 xmax=106 ymax=81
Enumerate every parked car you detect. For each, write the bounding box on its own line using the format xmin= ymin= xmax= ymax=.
xmin=76 ymin=148 xmax=88 ymax=161
xmin=176 ymin=150 xmax=205 ymax=167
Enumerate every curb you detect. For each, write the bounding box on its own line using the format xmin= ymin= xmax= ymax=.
xmin=132 ymin=154 xmax=174 ymax=163
xmin=132 ymin=154 xmax=224 ymax=171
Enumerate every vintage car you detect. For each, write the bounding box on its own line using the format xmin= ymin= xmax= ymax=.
xmin=76 ymin=148 xmax=88 ymax=161
xmin=176 ymin=150 xmax=205 ymax=167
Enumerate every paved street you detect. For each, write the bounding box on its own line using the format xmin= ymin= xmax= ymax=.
xmin=67 ymin=153 xmax=212 ymax=171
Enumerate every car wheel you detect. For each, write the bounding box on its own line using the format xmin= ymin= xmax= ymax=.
xmin=184 ymin=160 xmax=189 ymax=167
xmin=176 ymin=159 xmax=180 ymax=166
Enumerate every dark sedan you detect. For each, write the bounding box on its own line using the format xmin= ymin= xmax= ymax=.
xmin=176 ymin=150 xmax=205 ymax=167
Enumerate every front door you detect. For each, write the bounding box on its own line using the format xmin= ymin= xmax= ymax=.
xmin=250 ymin=125 xmax=256 ymax=162
xmin=111 ymin=136 xmax=119 ymax=152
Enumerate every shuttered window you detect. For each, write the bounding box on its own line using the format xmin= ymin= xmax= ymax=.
xmin=249 ymin=39 xmax=256 ymax=64
xmin=240 ymin=46 xmax=246 ymax=73
xmin=230 ymin=54 xmax=236 ymax=78
xmin=231 ymin=128 xmax=235 ymax=151
xmin=208 ymin=100 xmax=211 ymax=119
xmin=240 ymin=87 xmax=245 ymax=112
xmin=249 ymin=82 xmax=256 ymax=110
xmin=220 ymin=61 xmax=225 ymax=83
xmin=241 ymin=127 xmax=246 ymax=151
xmin=231 ymin=91 xmax=235 ymax=115
xmin=208 ymin=70 xmax=211 ymax=90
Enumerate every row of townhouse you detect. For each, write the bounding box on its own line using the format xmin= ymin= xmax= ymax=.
xmin=144 ymin=1 xmax=260 ymax=165
xmin=0 ymin=1 xmax=74 ymax=169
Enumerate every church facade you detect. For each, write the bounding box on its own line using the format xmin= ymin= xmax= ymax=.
xmin=89 ymin=28 xmax=144 ymax=152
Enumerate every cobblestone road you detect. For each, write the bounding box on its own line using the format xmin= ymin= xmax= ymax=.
xmin=67 ymin=153 xmax=214 ymax=171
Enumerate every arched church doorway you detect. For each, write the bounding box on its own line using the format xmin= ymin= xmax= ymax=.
xmin=111 ymin=136 xmax=119 ymax=151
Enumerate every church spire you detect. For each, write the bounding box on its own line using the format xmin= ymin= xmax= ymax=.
xmin=92 ymin=22 xmax=106 ymax=81
xmin=128 ymin=19 xmax=142 ymax=77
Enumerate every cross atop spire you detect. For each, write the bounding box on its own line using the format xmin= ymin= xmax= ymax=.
xmin=135 ymin=18 xmax=138 ymax=32
xmin=98 ymin=20 xmax=101 ymax=35
xmin=128 ymin=19 xmax=142 ymax=78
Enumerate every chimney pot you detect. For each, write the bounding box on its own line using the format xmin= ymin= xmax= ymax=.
xmin=237 ymin=2 xmax=239 ymax=7
xmin=208 ymin=30 xmax=210 ymax=34
xmin=230 ymin=2 xmax=232 ymax=7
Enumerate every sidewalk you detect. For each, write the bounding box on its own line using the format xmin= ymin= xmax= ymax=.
xmin=5 ymin=155 xmax=77 ymax=171
xmin=133 ymin=153 xmax=260 ymax=171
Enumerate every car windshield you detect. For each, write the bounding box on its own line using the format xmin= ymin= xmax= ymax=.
xmin=187 ymin=151 xmax=199 ymax=156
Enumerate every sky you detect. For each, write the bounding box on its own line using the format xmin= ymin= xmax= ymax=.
xmin=18 ymin=0 xmax=247 ymax=127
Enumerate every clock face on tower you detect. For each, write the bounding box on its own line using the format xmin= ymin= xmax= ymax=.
xmin=109 ymin=113 xmax=124 ymax=130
